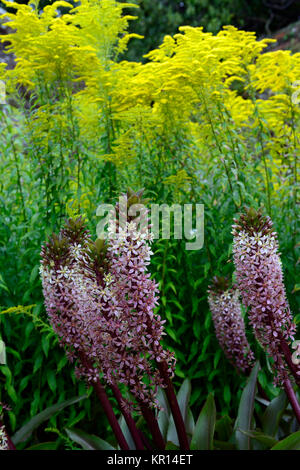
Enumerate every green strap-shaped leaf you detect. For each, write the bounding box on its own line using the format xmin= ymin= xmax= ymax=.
xmin=0 ymin=273 xmax=9 ymax=293
xmin=238 ymin=429 xmax=278 ymax=448
xmin=271 ymin=431 xmax=300 ymax=450
xmin=26 ymin=442 xmax=58 ymax=450
xmin=65 ymin=427 xmax=116 ymax=450
xmin=118 ymin=415 xmax=136 ymax=450
xmin=186 ymin=407 xmax=195 ymax=439
xmin=157 ymin=387 xmax=170 ymax=439
xmin=190 ymin=393 xmax=216 ymax=450
xmin=0 ymin=339 xmax=6 ymax=364
xmin=262 ymin=391 xmax=287 ymax=437
xmin=12 ymin=395 xmax=87 ymax=445
xmin=215 ymin=415 xmax=233 ymax=442
xmin=234 ymin=362 xmax=259 ymax=450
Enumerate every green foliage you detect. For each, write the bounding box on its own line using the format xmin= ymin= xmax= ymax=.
xmin=0 ymin=0 xmax=299 ymax=450
xmin=12 ymin=394 xmax=87 ymax=445
xmin=234 ymin=362 xmax=259 ymax=450
xmin=262 ymin=391 xmax=287 ymax=437
xmin=124 ymin=0 xmax=299 ymax=61
xmin=271 ymin=431 xmax=300 ymax=450
xmin=191 ymin=393 xmax=216 ymax=450
xmin=65 ymin=427 xmax=116 ymax=450
xmin=63 ymin=372 xmax=300 ymax=450
xmin=166 ymin=379 xmax=193 ymax=446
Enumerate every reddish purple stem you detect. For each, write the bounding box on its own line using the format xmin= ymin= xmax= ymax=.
xmin=92 ymin=379 xmax=130 ymax=450
xmin=283 ymin=378 xmax=300 ymax=425
xmin=78 ymin=351 xmax=129 ymax=450
xmin=280 ymin=339 xmax=300 ymax=387
xmin=110 ymin=383 xmax=145 ymax=450
xmin=157 ymin=361 xmax=190 ymax=450
xmin=139 ymin=402 xmax=165 ymax=450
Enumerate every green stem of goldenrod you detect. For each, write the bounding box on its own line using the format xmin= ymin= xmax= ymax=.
xmin=1 ymin=109 xmax=27 ymax=224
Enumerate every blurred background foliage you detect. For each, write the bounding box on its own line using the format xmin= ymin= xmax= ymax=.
xmin=0 ymin=0 xmax=299 ymax=449
xmin=125 ymin=0 xmax=300 ymax=60
xmin=1 ymin=0 xmax=300 ymax=60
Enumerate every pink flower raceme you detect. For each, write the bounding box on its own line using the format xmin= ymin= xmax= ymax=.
xmin=40 ymin=219 xmax=98 ymax=380
xmin=106 ymin=217 xmax=175 ymax=405
xmin=232 ymin=208 xmax=298 ymax=385
xmin=208 ymin=276 xmax=255 ymax=374
xmin=40 ymin=193 xmax=175 ymax=409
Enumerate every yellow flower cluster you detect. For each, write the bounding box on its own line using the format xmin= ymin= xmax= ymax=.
xmin=164 ymin=170 xmax=192 ymax=201
xmin=0 ymin=0 xmax=299 ymax=205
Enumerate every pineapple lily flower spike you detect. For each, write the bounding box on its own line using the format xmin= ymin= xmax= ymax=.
xmin=208 ymin=276 xmax=255 ymax=375
xmin=40 ymin=219 xmax=132 ymax=450
xmin=40 ymin=190 xmax=190 ymax=450
xmin=109 ymin=189 xmax=189 ymax=450
xmin=232 ymin=207 xmax=300 ymax=423
xmin=208 ymin=276 xmax=268 ymax=401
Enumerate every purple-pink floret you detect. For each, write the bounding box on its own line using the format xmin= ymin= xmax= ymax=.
xmin=232 ymin=208 xmax=298 ymax=386
xmin=208 ymin=281 xmax=255 ymax=374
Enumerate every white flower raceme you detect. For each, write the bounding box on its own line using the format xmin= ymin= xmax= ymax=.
xmin=0 ymin=425 xmax=9 ymax=450
xmin=232 ymin=208 xmax=298 ymax=386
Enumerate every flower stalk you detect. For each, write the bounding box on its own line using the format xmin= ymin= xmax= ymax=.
xmin=139 ymin=403 xmax=165 ymax=450
xmin=92 ymin=380 xmax=130 ymax=450
xmin=157 ymin=361 xmax=190 ymax=450
xmin=109 ymin=383 xmax=145 ymax=450
xmin=283 ymin=379 xmax=300 ymax=425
